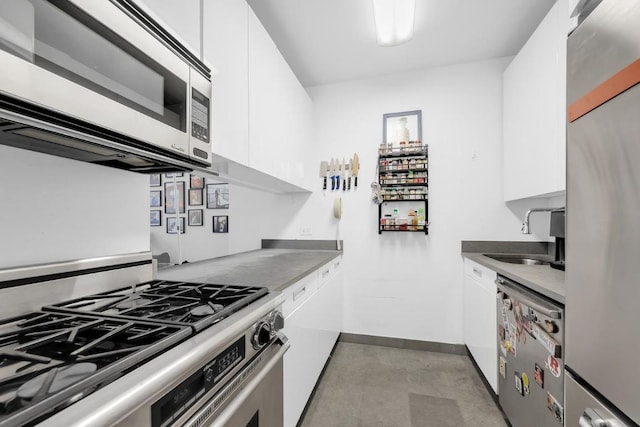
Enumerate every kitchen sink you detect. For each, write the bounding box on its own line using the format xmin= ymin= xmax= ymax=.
xmin=483 ymin=254 xmax=550 ymax=265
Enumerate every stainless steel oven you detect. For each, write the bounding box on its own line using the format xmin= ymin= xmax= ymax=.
xmin=182 ymin=334 xmax=288 ymax=427
xmin=0 ymin=0 xmax=211 ymax=168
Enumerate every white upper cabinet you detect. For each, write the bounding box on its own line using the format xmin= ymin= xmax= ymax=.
xmin=503 ymin=0 xmax=567 ymax=201
xmin=135 ymin=0 xmax=201 ymax=58
xmin=248 ymin=8 xmax=313 ymax=189
xmin=203 ymin=0 xmax=250 ymax=166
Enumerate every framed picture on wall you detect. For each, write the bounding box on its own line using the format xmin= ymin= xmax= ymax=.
xmin=189 ymin=189 xmax=203 ymax=206
xmin=150 ymin=210 xmax=161 ymax=226
xmin=188 ymin=209 xmax=203 ymax=226
xmin=206 ymin=183 xmax=229 ymax=209
xmin=150 ymin=190 xmax=162 ymax=207
xmin=213 ymin=215 xmax=228 ymax=233
xmin=190 ymin=174 xmax=204 ymax=189
xmin=382 ymin=110 xmax=422 ymax=145
xmin=149 ymin=174 xmax=161 ymax=187
xmin=164 ymin=172 xmax=184 ymax=178
xmin=165 ymin=182 xmax=185 ymax=214
xmin=167 ymin=217 xmax=185 ymax=234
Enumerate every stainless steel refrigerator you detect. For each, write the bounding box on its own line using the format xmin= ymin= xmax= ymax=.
xmin=566 ymin=1 xmax=640 ymax=425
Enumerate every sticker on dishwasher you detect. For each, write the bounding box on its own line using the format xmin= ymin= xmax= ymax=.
xmin=514 ymin=371 xmax=524 ymax=396
xmin=534 ymin=363 xmax=544 ymax=388
xmin=546 ymin=392 xmax=564 ymax=423
xmin=532 ymin=324 xmax=561 ymax=358
xmin=500 ymin=342 xmax=508 ymax=357
xmin=499 ymin=356 xmax=506 ymax=379
xmin=521 ymin=372 xmax=530 ymax=395
xmin=513 ymin=301 xmax=528 ymax=344
xmin=501 ymin=306 xmax=510 ymax=334
xmin=509 ymin=323 xmax=517 ymax=357
xmin=545 ymin=355 xmax=561 ymax=378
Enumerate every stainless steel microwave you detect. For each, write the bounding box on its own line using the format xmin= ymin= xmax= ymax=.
xmin=0 ymin=0 xmax=212 ymax=171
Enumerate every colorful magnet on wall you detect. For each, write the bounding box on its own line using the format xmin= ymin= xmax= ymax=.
xmin=514 ymin=371 xmax=524 ymax=396
xmin=546 ymin=392 xmax=564 ymax=423
xmin=499 ymin=356 xmax=506 ymax=379
xmin=534 ymin=363 xmax=544 ymax=388
xmin=522 ymin=372 xmax=530 ymax=395
xmin=545 ymin=355 xmax=562 ymax=378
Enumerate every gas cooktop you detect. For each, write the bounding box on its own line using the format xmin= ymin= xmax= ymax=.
xmin=0 ymin=279 xmax=269 ymax=427
xmin=46 ymin=280 xmax=269 ymax=331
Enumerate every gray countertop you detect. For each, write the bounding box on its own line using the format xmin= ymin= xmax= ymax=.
xmin=462 ymin=252 xmax=565 ymax=304
xmin=156 ymin=248 xmax=342 ymax=292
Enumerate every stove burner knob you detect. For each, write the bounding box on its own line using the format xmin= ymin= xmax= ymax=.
xmin=269 ymin=311 xmax=285 ymax=331
xmin=252 ymin=322 xmax=271 ymax=349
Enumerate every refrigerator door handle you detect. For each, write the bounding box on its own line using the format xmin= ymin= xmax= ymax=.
xmin=495 ymin=278 xmax=562 ymax=319
xmin=579 ymin=408 xmax=622 ymax=427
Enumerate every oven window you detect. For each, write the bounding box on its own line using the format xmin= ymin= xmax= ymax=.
xmin=0 ymin=0 xmax=186 ymax=131
xmin=246 ymin=411 xmax=259 ymax=427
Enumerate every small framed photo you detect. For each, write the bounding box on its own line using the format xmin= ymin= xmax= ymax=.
xmin=189 ymin=188 xmax=203 ymax=206
xmin=213 ymin=215 xmax=228 ymax=233
xmin=383 ymin=110 xmax=422 ymax=145
xmin=150 ymin=190 xmax=162 ymax=207
xmin=149 ymin=174 xmax=161 ymax=187
xmin=164 ymin=172 xmax=184 ymax=178
xmin=165 ymin=182 xmax=185 ymax=214
xmin=206 ymin=183 xmax=230 ymax=209
xmin=167 ymin=217 xmax=185 ymax=234
xmin=190 ymin=174 xmax=204 ymax=189
xmin=150 ymin=210 xmax=161 ymax=226
xmin=188 ymin=209 xmax=203 ymax=226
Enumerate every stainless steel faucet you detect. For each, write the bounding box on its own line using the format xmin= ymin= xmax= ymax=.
xmin=522 ymin=207 xmax=565 ymax=234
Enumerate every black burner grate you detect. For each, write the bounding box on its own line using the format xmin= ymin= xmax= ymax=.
xmin=45 ymin=280 xmax=269 ymax=331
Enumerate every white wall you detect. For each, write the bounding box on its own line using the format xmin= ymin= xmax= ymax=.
xmin=150 ymin=176 xmax=292 ymax=264
xmin=275 ymin=57 xmax=554 ymax=345
xmin=0 ymin=145 xmax=148 ymax=269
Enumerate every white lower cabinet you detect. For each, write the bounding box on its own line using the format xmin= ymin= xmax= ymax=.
xmin=463 ymin=258 xmax=498 ymax=393
xmin=283 ymin=256 xmax=343 ymax=427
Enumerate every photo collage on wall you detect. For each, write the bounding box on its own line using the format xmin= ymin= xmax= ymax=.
xmin=149 ymin=173 xmax=229 ymax=234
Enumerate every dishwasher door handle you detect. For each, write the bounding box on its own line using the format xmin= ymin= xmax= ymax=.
xmin=496 ymin=278 xmax=562 ymax=319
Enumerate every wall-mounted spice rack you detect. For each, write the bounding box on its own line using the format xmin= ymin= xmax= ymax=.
xmin=377 ymin=144 xmax=429 ymax=234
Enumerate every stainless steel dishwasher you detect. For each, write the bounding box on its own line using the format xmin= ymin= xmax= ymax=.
xmin=496 ymin=275 xmax=565 ymax=427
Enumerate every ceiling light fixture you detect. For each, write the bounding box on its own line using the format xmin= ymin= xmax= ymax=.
xmin=372 ymin=0 xmax=416 ymax=47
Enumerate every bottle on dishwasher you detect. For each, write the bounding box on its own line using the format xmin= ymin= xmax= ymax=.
xmin=496 ymin=275 xmax=564 ymax=427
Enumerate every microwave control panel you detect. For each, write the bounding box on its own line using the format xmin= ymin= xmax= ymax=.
xmin=191 ymin=88 xmax=210 ymax=143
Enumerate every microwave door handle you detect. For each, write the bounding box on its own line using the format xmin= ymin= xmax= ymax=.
xmin=495 ymin=279 xmax=562 ymax=319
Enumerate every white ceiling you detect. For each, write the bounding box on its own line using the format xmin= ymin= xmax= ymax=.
xmin=247 ymin=0 xmax=557 ymax=88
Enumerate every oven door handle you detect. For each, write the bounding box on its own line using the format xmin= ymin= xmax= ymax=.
xmin=197 ymin=339 xmax=290 ymax=427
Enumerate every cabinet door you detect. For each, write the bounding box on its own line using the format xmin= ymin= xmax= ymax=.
xmin=203 ymin=0 xmax=250 ymax=165
xmin=136 ymin=0 xmax=201 ymax=57
xmin=283 ymin=295 xmax=323 ymax=427
xmin=503 ymin=0 xmax=566 ymax=201
xmin=463 ymin=260 xmax=498 ymax=393
xmin=314 ymin=259 xmax=343 ymax=362
xmin=247 ymin=8 xmax=312 ymax=189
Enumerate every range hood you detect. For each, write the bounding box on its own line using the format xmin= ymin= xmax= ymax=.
xmin=0 ymin=95 xmax=203 ymax=173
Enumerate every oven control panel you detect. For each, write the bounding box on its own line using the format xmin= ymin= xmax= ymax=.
xmin=151 ymin=336 xmax=245 ymax=427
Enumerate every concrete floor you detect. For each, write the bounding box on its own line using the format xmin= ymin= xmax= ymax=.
xmin=299 ymin=342 xmax=508 ymax=427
